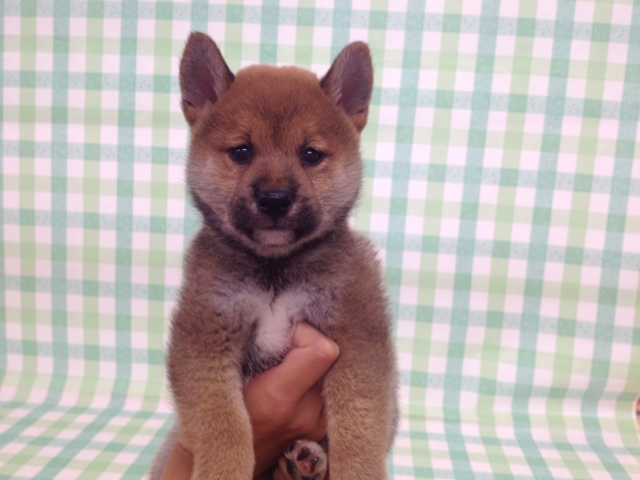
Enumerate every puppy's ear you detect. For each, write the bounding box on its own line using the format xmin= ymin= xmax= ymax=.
xmin=179 ymin=32 xmax=235 ymax=126
xmin=321 ymin=42 xmax=373 ymax=132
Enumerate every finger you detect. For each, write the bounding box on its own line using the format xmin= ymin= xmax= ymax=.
xmin=291 ymin=388 xmax=328 ymax=440
xmin=160 ymin=442 xmax=193 ymax=480
xmin=259 ymin=322 xmax=340 ymax=401
xmin=290 ymin=321 xmax=328 ymax=349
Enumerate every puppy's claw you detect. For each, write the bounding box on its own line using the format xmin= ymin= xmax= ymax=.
xmin=274 ymin=440 xmax=328 ymax=480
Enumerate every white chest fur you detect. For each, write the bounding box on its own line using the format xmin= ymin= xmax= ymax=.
xmin=252 ymin=288 xmax=310 ymax=357
xmin=214 ymin=285 xmax=319 ymax=360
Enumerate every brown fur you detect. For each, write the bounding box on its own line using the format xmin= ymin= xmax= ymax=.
xmin=150 ymin=32 xmax=398 ymax=479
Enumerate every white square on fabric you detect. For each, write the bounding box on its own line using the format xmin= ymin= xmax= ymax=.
xmin=524 ymin=113 xmax=545 ymax=135
xmin=612 ymin=3 xmax=634 ymax=26
xmin=472 ymin=256 xmax=491 ymax=276
xmin=402 ymin=251 xmax=421 ymax=272
xmin=400 ymin=286 xmax=419 ymax=305
xmin=492 ymin=73 xmax=512 ymax=95
xmin=372 ymin=177 xmax=392 ymax=197
xmin=313 ymin=27 xmax=332 ymax=47
xmin=504 ymin=294 xmax=524 ymax=314
xmin=137 ymin=19 xmax=156 ymax=39
xmin=536 ymin=1 xmax=558 ymax=21
xmin=422 ymin=31 xmax=442 ymax=53
xmin=387 ymin=0 xmax=407 ymax=12
xmin=602 ymin=80 xmax=624 ymax=102
xmin=455 ymin=69 xmax=475 ymax=92
xmin=499 ymin=2 xmax=519 ymax=17
xmin=370 ymin=213 xmax=389 ymax=233
xmin=277 ymin=25 xmax=297 ymax=47
xmin=470 ymin=291 xmax=488 ymax=311
xmin=573 ymin=1 xmax=595 ymax=23
xmin=408 ymin=179 xmax=428 ymax=200
xmin=458 ymin=33 xmax=479 ymax=55
xmin=425 ymin=0 xmax=445 ymax=14
xmin=404 ymin=215 xmax=424 ymax=236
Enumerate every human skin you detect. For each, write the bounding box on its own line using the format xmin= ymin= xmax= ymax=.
xmin=159 ymin=322 xmax=340 ymax=480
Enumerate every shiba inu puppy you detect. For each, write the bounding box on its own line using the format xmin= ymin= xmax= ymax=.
xmin=150 ymin=32 xmax=398 ymax=480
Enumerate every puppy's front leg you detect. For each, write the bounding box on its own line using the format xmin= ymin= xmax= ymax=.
xmin=169 ymin=309 xmax=254 ymax=480
xmin=322 ymin=328 xmax=397 ymax=480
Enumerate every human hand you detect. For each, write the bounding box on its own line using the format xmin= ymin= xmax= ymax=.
xmin=159 ymin=322 xmax=340 ymax=479
xmin=246 ymin=321 xmax=340 ymax=476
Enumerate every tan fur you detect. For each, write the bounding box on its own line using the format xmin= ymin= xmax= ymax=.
xmin=150 ymin=32 xmax=398 ymax=480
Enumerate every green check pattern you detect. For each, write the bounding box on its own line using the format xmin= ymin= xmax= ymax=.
xmin=2 ymin=1 xmax=639 ymax=479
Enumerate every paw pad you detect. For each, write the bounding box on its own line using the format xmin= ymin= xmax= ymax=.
xmin=277 ymin=439 xmax=328 ymax=480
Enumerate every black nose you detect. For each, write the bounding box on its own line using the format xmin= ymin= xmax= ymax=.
xmin=257 ymin=189 xmax=293 ymax=218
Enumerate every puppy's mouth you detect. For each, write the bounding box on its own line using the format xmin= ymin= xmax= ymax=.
xmin=253 ymin=228 xmax=295 ymax=246
xmin=231 ymin=199 xmax=319 ymax=254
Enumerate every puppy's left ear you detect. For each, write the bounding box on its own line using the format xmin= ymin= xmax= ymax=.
xmin=321 ymin=42 xmax=373 ymax=132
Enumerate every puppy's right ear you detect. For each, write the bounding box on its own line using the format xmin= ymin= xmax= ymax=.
xmin=321 ymin=42 xmax=373 ymax=132
xmin=179 ymin=32 xmax=234 ymax=126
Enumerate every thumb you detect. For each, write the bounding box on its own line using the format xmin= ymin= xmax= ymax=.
xmin=253 ymin=322 xmax=340 ymax=403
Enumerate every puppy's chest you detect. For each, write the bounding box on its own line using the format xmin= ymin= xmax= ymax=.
xmin=252 ymin=289 xmax=312 ymax=356
xmin=213 ymin=283 xmax=333 ymax=374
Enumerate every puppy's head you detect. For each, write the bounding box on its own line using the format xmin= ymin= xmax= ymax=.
xmin=180 ymin=33 xmax=373 ymax=258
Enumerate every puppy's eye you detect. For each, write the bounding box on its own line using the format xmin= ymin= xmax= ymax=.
xmin=228 ymin=145 xmax=253 ymax=165
xmin=301 ymin=148 xmax=325 ymax=167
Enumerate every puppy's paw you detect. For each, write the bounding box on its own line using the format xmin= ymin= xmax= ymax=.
xmin=274 ymin=439 xmax=328 ymax=480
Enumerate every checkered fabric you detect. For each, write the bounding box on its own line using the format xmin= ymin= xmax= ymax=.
xmin=1 ymin=1 xmax=639 ymax=479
